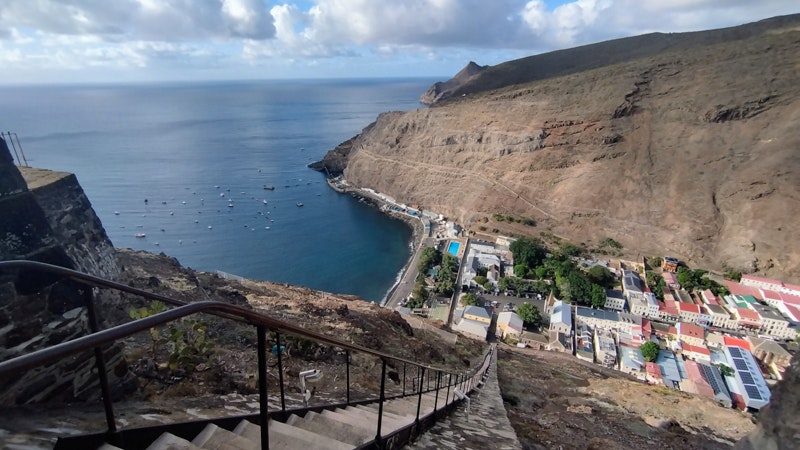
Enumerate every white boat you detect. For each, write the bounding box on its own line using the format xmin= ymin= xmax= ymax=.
xmin=296 ymin=202 xmax=304 ymax=207
xmin=135 ymin=233 xmax=146 ymax=238
xmin=263 ymin=185 xmax=275 ymax=190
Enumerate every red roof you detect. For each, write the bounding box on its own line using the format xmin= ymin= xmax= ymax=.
xmin=682 ymin=343 xmax=711 ymax=356
xmin=677 ymin=322 xmax=704 ymax=339
xmin=646 ymin=362 xmax=662 ymax=379
xmin=784 ymin=304 xmax=800 ymax=321
xmin=659 ymin=301 xmax=679 ymax=315
xmin=668 ymin=326 xmax=678 ymax=335
xmin=741 ymin=274 xmax=784 ymax=287
xmin=702 ymin=289 xmax=719 ymax=305
xmin=679 ymin=302 xmax=701 ymax=314
xmin=725 ymin=280 xmax=762 ymax=299
xmin=663 ymin=272 xmax=679 ymax=285
xmin=780 ymin=292 xmax=800 ymax=306
xmin=785 ymin=283 xmax=800 ymax=293
xmin=736 ymin=307 xmax=761 ymax=321
xmin=724 ymin=336 xmax=752 ymax=351
xmin=642 ymin=319 xmax=652 ymax=335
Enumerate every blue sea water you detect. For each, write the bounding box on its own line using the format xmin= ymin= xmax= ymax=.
xmin=0 ymin=79 xmax=437 ymax=302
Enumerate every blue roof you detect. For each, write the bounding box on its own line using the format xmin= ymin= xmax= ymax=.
xmin=655 ymin=350 xmax=681 ymax=383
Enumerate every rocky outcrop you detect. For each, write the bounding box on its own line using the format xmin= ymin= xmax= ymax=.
xmin=317 ymin=15 xmax=800 ymax=282
xmin=419 ymin=61 xmax=488 ymax=105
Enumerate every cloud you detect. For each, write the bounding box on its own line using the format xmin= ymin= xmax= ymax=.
xmin=0 ymin=0 xmax=797 ymax=82
xmin=0 ymin=0 xmax=275 ymax=41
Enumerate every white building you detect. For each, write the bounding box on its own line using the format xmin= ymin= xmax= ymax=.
xmin=594 ymin=328 xmax=617 ymax=368
xmin=549 ymin=300 xmax=573 ymax=335
xmin=604 ymin=290 xmax=626 ymax=311
xmin=630 ymin=291 xmax=660 ymax=318
xmin=723 ymin=345 xmax=771 ymax=410
xmin=752 ymin=304 xmax=797 ymax=340
xmin=496 ymin=311 xmax=524 ymax=340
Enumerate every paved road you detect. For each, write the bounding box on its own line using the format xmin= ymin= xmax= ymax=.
xmin=384 ymin=236 xmax=436 ymax=309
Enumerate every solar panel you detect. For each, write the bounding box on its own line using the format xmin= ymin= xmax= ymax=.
xmin=744 ymin=384 xmax=762 ymax=401
xmin=733 ymin=358 xmax=750 ymax=372
xmin=728 ymin=346 xmax=743 ymax=358
xmin=739 ymin=371 xmax=756 ymax=385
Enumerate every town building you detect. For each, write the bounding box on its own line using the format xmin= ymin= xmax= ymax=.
xmin=662 ymin=271 xmax=680 ymax=289
xmin=549 ymin=300 xmax=573 ymax=335
xmin=645 ymin=362 xmax=662 ymax=385
xmin=701 ymin=289 xmax=720 ymax=306
xmin=616 ymin=312 xmax=644 ymax=338
xmin=604 ymin=289 xmax=626 ymax=311
xmin=496 ymin=311 xmax=524 ymax=340
xmin=547 ymin=330 xmax=572 ymax=353
xmin=575 ymin=306 xmax=619 ymax=331
xmin=621 ymin=270 xmax=644 ymax=302
xmin=657 ymin=300 xmax=680 ymax=322
xmin=462 ymin=251 xmax=502 ymax=289
xmin=682 ymin=361 xmax=732 ymax=408
xmin=452 ymin=317 xmax=489 ymax=341
xmin=677 ymin=300 xmax=704 ymax=325
xmin=629 ymin=291 xmax=660 ymax=318
xmin=618 ymin=344 xmax=646 ymax=380
xmin=746 ymin=336 xmax=793 ymax=374
xmin=576 ymin=325 xmax=594 ymax=362
xmin=676 ymin=322 xmax=705 ymax=347
xmin=681 ymin=343 xmax=711 ymax=362
xmin=732 ymin=306 xmax=762 ymax=331
xmin=594 ymin=328 xmax=617 ymax=368
xmin=463 ymin=305 xmax=492 ymax=324
xmin=662 ymin=256 xmax=680 ymax=272
xmin=751 ymin=304 xmax=796 ymax=340
xmin=703 ymin=303 xmax=737 ymax=329
xmin=519 ymin=331 xmax=549 ymax=350
xmin=705 ymin=331 xmax=726 ymax=349
xmin=655 ymin=350 xmax=683 ymax=389
xmin=722 ymin=345 xmax=771 ymax=410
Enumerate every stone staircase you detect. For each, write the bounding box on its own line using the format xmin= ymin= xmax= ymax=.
xmin=91 ymin=346 xmax=517 ymax=450
xmin=97 ymin=390 xmax=466 ymax=449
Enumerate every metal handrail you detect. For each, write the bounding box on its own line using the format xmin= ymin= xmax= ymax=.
xmin=0 ymin=260 xmax=463 ymax=373
xmin=0 ymin=260 xmax=491 ymax=449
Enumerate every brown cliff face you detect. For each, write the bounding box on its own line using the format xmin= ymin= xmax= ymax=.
xmin=319 ymin=17 xmax=800 ymax=281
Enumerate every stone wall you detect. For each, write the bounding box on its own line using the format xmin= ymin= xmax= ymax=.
xmin=22 ymin=168 xmax=119 ymax=279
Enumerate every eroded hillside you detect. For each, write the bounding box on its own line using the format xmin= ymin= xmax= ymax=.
xmin=321 ymin=20 xmax=800 ymax=281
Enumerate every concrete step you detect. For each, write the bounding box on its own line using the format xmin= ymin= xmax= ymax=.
xmin=319 ymin=409 xmax=379 ymax=435
xmin=338 ymin=406 xmax=409 ymax=432
xmin=192 ymin=423 xmax=259 ymax=450
xmin=234 ymin=418 xmax=353 ymax=450
xmin=383 ymin=397 xmax=435 ymax=417
xmin=146 ymin=433 xmax=204 ymax=450
xmin=354 ymin=404 xmax=412 ymax=423
xmin=356 ymin=402 xmax=418 ymax=422
xmin=289 ymin=411 xmax=373 ymax=446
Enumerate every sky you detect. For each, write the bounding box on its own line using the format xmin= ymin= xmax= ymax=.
xmin=0 ymin=0 xmax=797 ymax=84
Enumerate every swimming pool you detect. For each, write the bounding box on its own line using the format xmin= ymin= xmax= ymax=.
xmin=447 ymin=241 xmax=460 ymax=256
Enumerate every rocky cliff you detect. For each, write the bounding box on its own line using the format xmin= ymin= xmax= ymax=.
xmin=0 ymin=137 xmax=130 ymax=405
xmin=315 ymin=15 xmax=800 ymax=281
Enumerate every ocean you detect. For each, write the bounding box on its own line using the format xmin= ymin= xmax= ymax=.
xmin=0 ymin=78 xmax=437 ymax=302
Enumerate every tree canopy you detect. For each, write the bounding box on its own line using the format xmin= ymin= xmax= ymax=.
xmin=462 ymin=293 xmax=480 ymax=307
xmin=639 ymin=341 xmax=660 ymax=362
xmin=515 ymin=302 xmax=542 ymax=328
xmin=510 ymin=237 xmax=547 ymax=271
